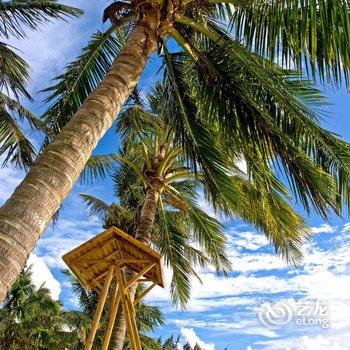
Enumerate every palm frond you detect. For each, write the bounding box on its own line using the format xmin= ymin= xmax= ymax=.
xmin=0 ymin=103 xmax=35 ymax=167
xmin=155 ymin=199 xmax=193 ymax=308
xmin=185 ymin=203 xmax=231 ymax=274
xmin=226 ymin=0 xmax=350 ymax=87
xmin=210 ymin=173 xmax=310 ymax=265
xmin=162 ymin=48 xmax=243 ymax=208
xmin=80 ymin=154 xmax=116 ymax=183
xmin=0 ymin=92 xmax=45 ymax=130
xmin=79 ymin=193 xmax=110 ymax=219
xmin=113 ymin=157 xmax=144 ymax=209
xmin=42 ymin=26 xmax=128 ymax=136
xmin=0 ymin=0 xmax=83 ymax=39
xmin=177 ymin=24 xmax=350 ymax=217
xmin=0 ymin=42 xmax=31 ymax=99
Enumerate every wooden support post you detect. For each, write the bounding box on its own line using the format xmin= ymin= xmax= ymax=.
xmin=134 ymin=282 xmax=156 ymax=306
xmin=115 ymin=267 xmax=141 ymax=350
xmin=101 ymin=281 xmax=121 ymax=350
xmin=84 ymin=266 xmax=115 ymax=350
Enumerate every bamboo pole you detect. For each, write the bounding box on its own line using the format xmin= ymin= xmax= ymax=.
xmin=101 ymin=281 xmax=121 ymax=350
xmin=115 ymin=268 xmax=141 ymax=350
xmin=84 ymin=265 xmax=115 ymax=350
xmin=134 ymin=282 xmax=156 ymax=306
xmin=125 ymin=262 xmax=155 ymax=289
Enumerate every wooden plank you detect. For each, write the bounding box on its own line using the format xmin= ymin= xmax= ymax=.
xmin=134 ymin=282 xmax=156 ymax=306
xmin=63 ymin=226 xmax=165 ymax=292
xmin=76 ymin=258 xmax=151 ymax=265
xmin=62 ymin=227 xmax=113 ymax=260
xmin=112 ymin=226 xmax=162 ymax=260
xmin=91 ymin=278 xmax=104 ymax=291
xmin=125 ymin=263 xmax=156 ymax=290
xmin=75 ymin=237 xmax=116 ymax=262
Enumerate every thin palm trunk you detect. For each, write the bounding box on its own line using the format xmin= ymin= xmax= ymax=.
xmin=109 ymin=186 xmax=159 ymax=349
xmin=0 ymin=23 xmax=156 ymax=300
xmin=135 ymin=187 xmax=160 ymax=243
xmin=109 ymin=298 xmax=127 ymax=350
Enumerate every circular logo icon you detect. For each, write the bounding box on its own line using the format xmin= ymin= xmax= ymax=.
xmin=258 ymin=301 xmax=293 ymax=328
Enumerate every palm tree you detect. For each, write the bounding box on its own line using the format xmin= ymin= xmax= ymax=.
xmin=77 ymin=83 xmax=325 ymax=349
xmin=1 ymin=0 xmax=350 ymax=300
xmin=0 ymin=1 xmax=82 ymax=167
xmin=0 ymin=267 xmax=69 ymax=349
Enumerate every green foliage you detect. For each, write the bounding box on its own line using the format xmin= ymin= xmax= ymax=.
xmin=41 ymin=0 xmax=350 ymax=224
xmin=0 ymin=267 xmax=69 ymax=349
xmin=0 ymin=0 xmax=82 ymax=38
xmin=0 ymin=267 xmax=164 ymax=349
xmin=229 ymin=0 xmax=350 ymax=86
xmin=0 ymin=0 xmax=82 ymax=167
xmin=42 ymin=27 xmax=129 ymax=136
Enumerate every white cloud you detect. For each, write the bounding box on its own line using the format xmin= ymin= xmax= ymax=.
xmin=300 ymin=335 xmax=349 ymax=350
xmin=181 ymin=328 xmax=215 ymax=350
xmin=311 ymin=224 xmax=335 ymax=234
xmin=173 ymin=319 xmax=278 ymax=339
xmin=0 ymin=162 xmax=25 ymax=203
xmin=228 ymin=252 xmax=286 ymax=273
xmin=228 ymin=231 xmax=269 ymax=251
xmin=7 ymin=1 xmax=103 ymax=95
xmin=256 ymin=334 xmax=350 ymax=350
xmin=151 ymin=221 xmax=350 ymax=347
xmin=26 ymin=253 xmax=61 ymax=300
xmin=36 ymin=216 xmax=101 ymax=268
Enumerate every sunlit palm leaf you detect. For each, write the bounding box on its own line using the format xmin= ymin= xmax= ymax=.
xmin=42 ymin=26 xmax=128 ymax=136
xmin=79 ymin=193 xmax=110 ymax=218
xmin=0 ymin=42 xmax=31 ymax=99
xmin=80 ymin=154 xmax=116 ymax=183
xmin=226 ymin=0 xmax=350 ymax=86
xmin=0 ymin=103 xmax=35 ymax=167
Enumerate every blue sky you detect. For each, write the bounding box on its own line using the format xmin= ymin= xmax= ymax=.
xmin=2 ymin=1 xmax=350 ymax=349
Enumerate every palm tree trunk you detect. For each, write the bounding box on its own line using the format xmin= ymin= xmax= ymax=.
xmin=135 ymin=187 xmax=160 ymax=243
xmin=0 ymin=23 xmax=157 ymax=301
xmin=109 ymin=186 xmax=160 ymax=349
xmin=109 ymin=302 xmax=127 ymax=350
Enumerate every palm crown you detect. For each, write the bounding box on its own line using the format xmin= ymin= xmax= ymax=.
xmin=43 ymin=0 xmax=350 ymax=221
xmin=79 ymin=84 xmax=321 ymax=306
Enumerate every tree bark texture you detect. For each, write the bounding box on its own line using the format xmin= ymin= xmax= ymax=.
xmin=135 ymin=187 xmax=160 ymax=243
xmin=0 ymin=23 xmax=156 ymax=301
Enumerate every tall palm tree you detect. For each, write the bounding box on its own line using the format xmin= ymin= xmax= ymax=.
xmin=1 ymin=0 xmax=350 ymax=300
xmin=0 ymin=1 xmax=82 ymax=167
xmin=77 ymin=83 xmax=324 ymax=349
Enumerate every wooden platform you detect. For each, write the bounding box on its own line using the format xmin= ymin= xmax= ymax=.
xmin=62 ymin=226 xmax=164 ymax=294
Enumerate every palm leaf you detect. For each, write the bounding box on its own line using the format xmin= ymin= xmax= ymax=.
xmin=42 ymin=26 xmax=128 ymax=136
xmin=226 ymin=0 xmax=350 ymax=86
xmin=80 ymin=154 xmax=116 ymax=183
xmin=0 ymin=103 xmax=35 ymax=167
xmin=79 ymin=193 xmax=110 ymax=219
xmin=0 ymin=0 xmax=83 ymax=39
xmin=176 ymin=24 xmax=350 ymax=217
xmin=0 ymin=42 xmax=31 ymax=99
